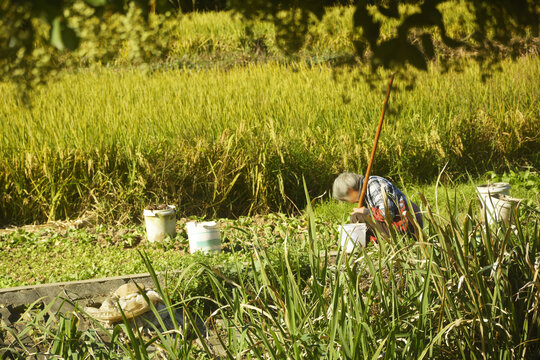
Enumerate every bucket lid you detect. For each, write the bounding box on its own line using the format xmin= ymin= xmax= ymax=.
xmin=476 ymin=182 xmax=511 ymax=194
xmin=186 ymin=221 xmax=219 ymax=231
xmin=143 ymin=205 xmax=176 ymax=217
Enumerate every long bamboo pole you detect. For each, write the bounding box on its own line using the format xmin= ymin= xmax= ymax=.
xmin=358 ymin=73 xmax=395 ymax=208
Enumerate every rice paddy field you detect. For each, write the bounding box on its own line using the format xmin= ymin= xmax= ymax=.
xmin=1 ymin=4 xmax=539 ymax=359
xmin=1 ymin=56 xmax=538 ymax=225
xmin=1 ymin=3 xmax=539 ymax=225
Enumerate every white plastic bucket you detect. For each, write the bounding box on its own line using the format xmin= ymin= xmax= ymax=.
xmin=339 ymin=223 xmax=368 ymax=253
xmin=186 ymin=221 xmax=221 ymax=254
xmin=494 ymin=195 xmax=521 ymax=226
xmin=476 ymin=183 xmax=511 ymax=225
xmin=143 ymin=205 xmax=176 ymax=243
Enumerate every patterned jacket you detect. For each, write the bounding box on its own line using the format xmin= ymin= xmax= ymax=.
xmin=359 ymin=176 xmax=407 ymax=219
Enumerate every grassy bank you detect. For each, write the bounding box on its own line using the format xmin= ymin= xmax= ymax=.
xmin=0 ymin=214 xmax=322 ymax=289
xmin=2 ymin=188 xmax=539 ymax=359
xmin=1 ymin=56 xmax=538 ymax=224
xmin=2 ymin=172 xmax=538 ymax=289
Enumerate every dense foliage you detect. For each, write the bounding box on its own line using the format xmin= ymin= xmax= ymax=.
xmin=1 ymin=0 xmax=538 ymax=92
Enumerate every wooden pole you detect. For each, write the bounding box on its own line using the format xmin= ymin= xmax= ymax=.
xmin=358 ymin=73 xmax=395 ymax=208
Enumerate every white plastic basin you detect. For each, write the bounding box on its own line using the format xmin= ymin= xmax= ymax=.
xmin=338 ymin=223 xmax=368 ymax=253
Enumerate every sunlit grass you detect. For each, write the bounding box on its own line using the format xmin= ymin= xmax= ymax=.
xmin=3 ymin=187 xmax=539 ymax=359
xmin=0 ymin=56 xmax=538 ymax=224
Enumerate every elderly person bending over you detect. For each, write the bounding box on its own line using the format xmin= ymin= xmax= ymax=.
xmin=333 ymin=172 xmax=423 ymax=240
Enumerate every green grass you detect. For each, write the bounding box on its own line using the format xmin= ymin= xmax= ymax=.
xmin=2 ymin=172 xmax=537 ymax=290
xmin=58 ymin=2 xmax=535 ymax=69
xmin=0 ymin=226 xmax=191 ymax=288
xmin=314 ymin=172 xmax=540 ymax=223
xmin=2 ymin=186 xmax=539 ymax=359
xmin=0 ymin=214 xmax=328 ymax=289
xmin=1 ymin=56 xmax=538 ymax=225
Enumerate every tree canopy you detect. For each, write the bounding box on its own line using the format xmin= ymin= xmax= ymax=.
xmin=1 ymin=0 xmax=538 ymax=90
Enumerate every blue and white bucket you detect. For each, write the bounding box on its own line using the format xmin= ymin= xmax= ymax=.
xmin=186 ymin=221 xmax=222 ymax=254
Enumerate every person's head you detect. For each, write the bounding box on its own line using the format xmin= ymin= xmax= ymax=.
xmin=332 ymin=172 xmax=364 ymax=203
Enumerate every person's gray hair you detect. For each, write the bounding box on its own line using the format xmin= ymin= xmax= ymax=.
xmin=332 ymin=172 xmax=364 ymax=201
